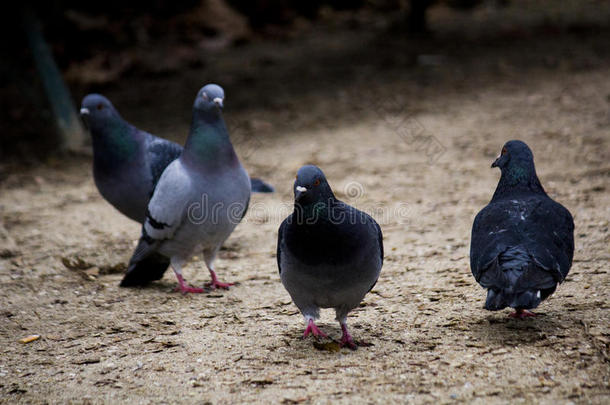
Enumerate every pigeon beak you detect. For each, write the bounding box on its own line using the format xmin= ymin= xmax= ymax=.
xmin=491 ymin=154 xmax=500 ymax=168
xmin=295 ymin=185 xmax=308 ymax=202
xmin=213 ymin=98 xmax=224 ymax=108
xmin=79 ymin=108 xmax=90 ymax=129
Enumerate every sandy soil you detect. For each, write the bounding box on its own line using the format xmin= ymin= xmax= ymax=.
xmin=1 ymin=2 xmax=609 ymax=404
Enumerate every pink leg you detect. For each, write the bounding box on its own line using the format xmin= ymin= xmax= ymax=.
xmin=173 ymin=273 xmax=204 ymax=294
xmin=339 ymin=322 xmax=358 ymax=350
xmin=509 ymin=309 xmax=536 ymax=319
xmin=303 ymin=319 xmax=328 ymax=339
xmin=204 ymin=269 xmax=234 ymax=290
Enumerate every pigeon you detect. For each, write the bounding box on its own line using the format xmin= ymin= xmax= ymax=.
xmin=120 ymin=84 xmax=251 ymax=292
xmin=470 ymin=140 xmax=574 ymax=318
xmin=80 ymin=93 xmax=273 ymax=223
xmin=277 ymin=165 xmax=383 ymax=349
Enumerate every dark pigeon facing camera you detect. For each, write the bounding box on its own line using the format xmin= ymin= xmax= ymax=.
xmin=277 ymin=165 xmax=383 ymax=349
xmin=470 ymin=140 xmax=574 ymax=318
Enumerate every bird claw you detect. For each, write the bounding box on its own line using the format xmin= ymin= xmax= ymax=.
xmin=339 ymin=323 xmax=363 ymax=350
xmin=173 ymin=285 xmax=205 ymax=294
xmin=339 ymin=336 xmax=358 ymax=350
xmin=173 ymin=273 xmax=205 ymax=294
xmin=509 ymin=309 xmax=536 ymax=319
xmin=206 ymin=269 xmax=234 ymax=290
xmin=303 ymin=319 xmax=328 ymax=339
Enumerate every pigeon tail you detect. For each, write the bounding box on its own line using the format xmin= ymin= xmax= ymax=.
xmin=480 ymin=247 xmax=557 ymax=311
xmin=250 ymin=177 xmax=274 ymax=193
xmin=484 ymin=287 xmax=542 ymax=311
xmin=120 ymin=251 xmax=170 ymax=287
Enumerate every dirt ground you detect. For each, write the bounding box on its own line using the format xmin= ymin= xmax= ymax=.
xmin=1 ymin=2 xmax=609 ymax=404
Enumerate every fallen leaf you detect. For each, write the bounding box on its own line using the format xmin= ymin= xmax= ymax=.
xmin=19 ymin=335 xmax=40 ymax=344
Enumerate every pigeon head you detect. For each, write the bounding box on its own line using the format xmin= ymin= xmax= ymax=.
xmin=193 ymin=84 xmax=225 ymax=114
xmin=183 ymin=83 xmax=235 ymax=164
xmin=491 ymin=140 xmax=544 ymax=197
xmin=491 ymin=140 xmax=535 ymax=170
xmin=293 ymin=165 xmax=335 ymax=206
xmin=80 ymin=93 xmax=139 ymax=159
xmin=80 ymin=94 xmax=121 ymax=132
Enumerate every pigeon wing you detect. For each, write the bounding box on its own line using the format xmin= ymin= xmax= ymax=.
xmin=147 ymin=137 xmax=183 ymax=191
xmin=142 ymin=159 xmax=193 ymax=245
xmin=277 ymin=217 xmax=289 ymax=275
xmin=471 ymin=195 xmax=574 ymax=283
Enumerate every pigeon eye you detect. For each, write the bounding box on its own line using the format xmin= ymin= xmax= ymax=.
xmin=313 ymin=179 xmax=320 ymax=186
xmin=501 ymin=147 xmax=507 ymax=155
xmin=97 ymin=103 xmax=104 ymax=110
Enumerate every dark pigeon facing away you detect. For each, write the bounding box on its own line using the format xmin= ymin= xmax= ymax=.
xmin=121 ymin=84 xmax=251 ymax=293
xmin=277 ymin=165 xmax=383 ymax=349
xmin=80 ymin=93 xmax=273 ymax=223
xmin=470 ymin=140 xmax=574 ymax=318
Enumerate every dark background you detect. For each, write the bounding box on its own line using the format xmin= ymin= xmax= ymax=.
xmin=2 ymin=0 xmax=609 ymax=164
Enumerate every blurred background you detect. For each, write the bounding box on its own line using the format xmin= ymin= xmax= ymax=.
xmin=1 ymin=0 xmax=609 ymax=165
xmin=1 ymin=3 xmax=609 ymax=401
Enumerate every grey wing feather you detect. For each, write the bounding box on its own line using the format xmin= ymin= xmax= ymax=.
xmin=143 ymin=159 xmax=192 ymax=242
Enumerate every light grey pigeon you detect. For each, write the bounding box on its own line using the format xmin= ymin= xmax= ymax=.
xmin=121 ymin=84 xmax=251 ymax=292
xmin=80 ymin=93 xmax=273 ymax=224
xmin=277 ymin=165 xmax=383 ymax=349
xmin=470 ymin=140 xmax=574 ymax=318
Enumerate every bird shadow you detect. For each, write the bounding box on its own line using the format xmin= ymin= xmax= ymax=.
xmin=120 ymin=280 xmax=236 ymax=296
xmin=466 ymin=311 xmax=569 ymax=347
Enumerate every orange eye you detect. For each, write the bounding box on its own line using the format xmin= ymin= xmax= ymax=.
xmin=97 ymin=103 xmax=104 ymax=110
xmin=295 ymin=175 xmax=298 ymax=180
xmin=313 ymin=179 xmax=320 ymax=186
xmin=501 ymin=147 xmax=507 ymax=155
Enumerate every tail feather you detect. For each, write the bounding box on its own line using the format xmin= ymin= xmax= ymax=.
xmin=480 ymin=247 xmax=558 ymax=311
xmin=485 ymin=288 xmax=548 ymax=311
xmin=250 ymin=177 xmax=274 ymax=193
xmin=120 ymin=251 xmax=170 ymax=287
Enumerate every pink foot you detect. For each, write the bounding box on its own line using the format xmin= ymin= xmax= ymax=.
xmin=509 ymin=309 xmax=536 ymax=319
xmin=205 ymin=269 xmax=234 ymax=290
xmin=174 ymin=274 xmax=204 ymax=294
xmin=339 ymin=323 xmax=358 ymax=350
xmin=303 ymin=319 xmax=328 ymax=339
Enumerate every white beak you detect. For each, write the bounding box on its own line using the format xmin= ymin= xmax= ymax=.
xmin=295 ymin=186 xmax=307 ymax=192
xmin=80 ymin=108 xmax=90 ymax=115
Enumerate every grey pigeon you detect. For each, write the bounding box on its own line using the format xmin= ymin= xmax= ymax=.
xmin=470 ymin=140 xmax=574 ymax=318
xmin=121 ymin=84 xmax=251 ymax=292
xmin=80 ymin=93 xmax=273 ymax=223
xmin=277 ymin=165 xmax=383 ymax=349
